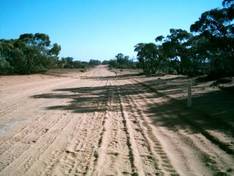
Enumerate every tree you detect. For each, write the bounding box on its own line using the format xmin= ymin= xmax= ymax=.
xmin=60 ymin=57 xmax=74 ymax=68
xmin=190 ymin=0 xmax=234 ymax=77
xmin=49 ymin=43 xmax=61 ymax=57
xmin=134 ymin=43 xmax=161 ymax=75
xmin=0 ymin=33 xmax=61 ymax=74
xmin=89 ymin=59 xmax=101 ymax=66
xmin=108 ymin=53 xmax=136 ymax=69
xmin=162 ymin=29 xmax=194 ymax=75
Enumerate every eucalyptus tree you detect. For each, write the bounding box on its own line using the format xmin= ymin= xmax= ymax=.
xmin=0 ymin=33 xmax=61 ymax=74
xmin=134 ymin=43 xmax=159 ymax=75
xmin=158 ymin=29 xmax=193 ymax=75
xmin=190 ymin=0 xmax=234 ymax=77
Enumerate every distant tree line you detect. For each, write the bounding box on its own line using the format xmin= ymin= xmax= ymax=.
xmin=0 ymin=33 xmax=101 ymax=74
xmin=133 ymin=0 xmax=234 ymax=78
xmin=107 ymin=53 xmax=137 ymax=69
xmin=58 ymin=57 xmax=101 ymax=69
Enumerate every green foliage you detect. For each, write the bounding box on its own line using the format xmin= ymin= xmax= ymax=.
xmin=108 ymin=53 xmax=137 ymax=69
xmin=59 ymin=57 xmax=74 ymax=68
xmin=0 ymin=57 xmax=13 ymax=74
xmin=190 ymin=0 xmax=234 ymax=77
xmin=0 ymin=33 xmax=61 ymax=74
xmin=57 ymin=57 xmax=100 ymax=69
xmin=134 ymin=0 xmax=234 ymax=78
xmin=89 ymin=59 xmax=101 ymax=66
xmin=102 ymin=60 xmax=110 ymax=65
xmin=134 ymin=43 xmax=161 ymax=75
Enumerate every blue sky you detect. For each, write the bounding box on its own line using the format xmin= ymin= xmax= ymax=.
xmin=0 ymin=0 xmax=222 ymax=60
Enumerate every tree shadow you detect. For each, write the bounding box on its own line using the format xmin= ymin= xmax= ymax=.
xmin=32 ymin=85 xmax=112 ymax=113
xmin=32 ymin=71 xmax=234 ymax=139
xmin=32 ymin=80 xmax=146 ymax=114
xmin=146 ymin=86 xmax=234 ymax=136
xmin=81 ymin=73 xmax=143 ymax=80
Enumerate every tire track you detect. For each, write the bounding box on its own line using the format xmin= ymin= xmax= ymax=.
xmin=0 ymin=77 xmax=88 ymax=155
xmin=125 ymin=96 xmax=178 ymax=175
xmin=126 ymin=79 xmax=234 ymax=175
xmin=0 ymin=78 xmax=77 ymax=120
xmin=0 ymin=78 xmax=80 ymax=146
xmin=117 ymin=88 xmax=141 ymax=176
xmin=0 ymin=111 xmax=66 ymax=172
xmin=50 ymin=80 xmax=110 ymax=176
xmin=0 ymin=112 xmax=73 ymax=176
xmin=93 ymin=81 xmax=133 ymax=175
xmin=134 ymin=79 xmax=234 ymax=155
xmin=118 ymin=81 xmax=177 ymax=176
xmin=50 ymin=115 xmax=96 ymax=176
xmin=0 ymin=111 xmax=56 ymax=154
xmin=133 ymin=78 xmax=234 ymax=155
xmin=2 ymin=66 xmax=232 ymax=176
xmin=24 ymin=114 xmax=86 ymax=176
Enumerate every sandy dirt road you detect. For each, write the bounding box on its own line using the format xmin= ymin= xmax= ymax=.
xmin=0 ymin=66 xmax=233 ymax=176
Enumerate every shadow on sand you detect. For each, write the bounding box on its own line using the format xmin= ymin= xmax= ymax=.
xmin=32 ymin=72 xmax=234 ymax=138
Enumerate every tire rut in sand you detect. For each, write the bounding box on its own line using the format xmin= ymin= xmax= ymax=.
xmin=24 ymin=114 xmax=85 ymax=176
xmin=126 ymin=79 xmax=234 ymax=175
xmin=134 ymin=79 xmax=234 ymax=155
xmin=52 ymin=115 xmax=99 ymax=175
xmin=93 ymin=81 xmax=133 ymax=176
xmin=0 ymin=112 xmax=48 ymax=153
xmin=0 ymin=112 xmax=73 ymax=176
xmin=119 ymin=81 xmax=178 ymax=176
xmin=50 ymin=80 xmax=110 ymax=176
xmin=0 ymin=111 xmax=67 ymax=172
xmin=117 ymin=88 xmax=140 ymax=176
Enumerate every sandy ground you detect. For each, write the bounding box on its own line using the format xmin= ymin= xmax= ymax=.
xmin=0 ymin=65 xmax=233 ymax=176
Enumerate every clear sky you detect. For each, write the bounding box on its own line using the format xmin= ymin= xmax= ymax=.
xmin=0 ymin=0 xmax=222 ymax=61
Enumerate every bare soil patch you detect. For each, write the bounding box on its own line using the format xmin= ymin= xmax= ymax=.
xmin=0 ymin=66 xmax=233 ymax=176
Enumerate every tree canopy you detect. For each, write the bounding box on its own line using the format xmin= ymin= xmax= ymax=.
xmin=134 ymin=0 xmax=234 ymax=78
xmin=108 ymin=53 xmax=136 ymax=69
xmin=0 ymin=33 xmax=61 ymax=74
